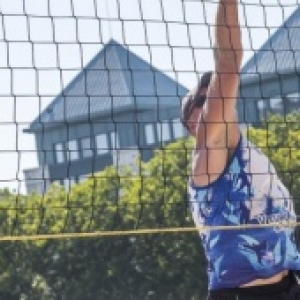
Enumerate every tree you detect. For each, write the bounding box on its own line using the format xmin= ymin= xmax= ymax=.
xmin=117 ymin=138 xmax=207 ymax=300
xmin=1 ymin=113 xmax=300 ymax=299
xmin=27 ymin=141 xmax=207 ymax=300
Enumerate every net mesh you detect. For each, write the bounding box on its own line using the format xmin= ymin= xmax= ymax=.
xmin=0 ymin=0 xmax=300 ymax=238
xmin=2 ymin=1 xmax=300 ymax=299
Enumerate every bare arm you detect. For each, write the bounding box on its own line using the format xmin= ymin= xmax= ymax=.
xmin=192 ymin=0 xmax=243 ymax=186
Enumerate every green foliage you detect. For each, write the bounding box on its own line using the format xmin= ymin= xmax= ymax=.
xmin=0 ymin=137 xmax=207 ymax=300
xmin=1 ymin=112 xmax=300 ymax=299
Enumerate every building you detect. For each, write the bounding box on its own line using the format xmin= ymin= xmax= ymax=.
xmin=26 ymin=4 xmax=300 ymax=195
xmin=24 ymin=40 xmax=188 ymax=194
xmin=238 ymin=6 xmax=300 ymax=124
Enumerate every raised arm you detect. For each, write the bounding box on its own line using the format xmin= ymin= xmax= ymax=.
xmin=215 ymin=0 xmax=243 ymax=74
xmin=192 ymin=0 xmax=243 ymax=185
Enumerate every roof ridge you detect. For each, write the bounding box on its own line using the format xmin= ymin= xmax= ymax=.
xmin=26 ymin=40 xmax=188 ymax=132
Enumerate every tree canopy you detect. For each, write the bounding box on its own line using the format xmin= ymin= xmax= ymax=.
xmin=0 ymin=113 xmax=300 ymax=299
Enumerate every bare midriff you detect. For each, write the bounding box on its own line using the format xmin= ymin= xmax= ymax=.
xmin=240 ymin=270 xmax=289 ymax=287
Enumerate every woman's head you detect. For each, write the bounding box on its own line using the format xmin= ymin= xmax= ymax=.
xmin=181 ymin=71 xmax=213 ymax=135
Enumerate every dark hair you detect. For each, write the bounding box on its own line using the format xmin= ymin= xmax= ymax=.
xmin=181 ymin=71 xmax=213 ymax=131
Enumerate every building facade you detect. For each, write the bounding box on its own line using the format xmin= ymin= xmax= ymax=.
xmin=25 ymin=6 xmax=300 ymax=194
xmin=24 ymin=40 xmax=188 ymax=194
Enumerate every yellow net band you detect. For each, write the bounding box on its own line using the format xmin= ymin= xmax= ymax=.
xmin=2 ymin=221 xmax=298 ymax=241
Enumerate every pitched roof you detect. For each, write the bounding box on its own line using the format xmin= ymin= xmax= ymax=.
xmin=241 ymin=6 xmax=300 ymax=83
xmin=26 ymin=40 xmax=187 ymax=133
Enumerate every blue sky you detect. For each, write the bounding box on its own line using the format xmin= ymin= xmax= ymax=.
xmin=0 ymin=0 xmax=298 ymax=193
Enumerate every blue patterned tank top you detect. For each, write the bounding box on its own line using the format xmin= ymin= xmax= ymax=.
xmin=189 ymin=134 xmax=300 ymax=290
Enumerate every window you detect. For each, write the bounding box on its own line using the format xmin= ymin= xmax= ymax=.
xmin=172 ymin=118 xmax=184 ymax=139
xmin=286 ymin=92 xmax=300 ymax=103
xmin=52 ymin=180 xmax=61 ymax=186
xmin=110 ymin=131 xmax=119 ymax=150
xmin=95 ymin=133 xmax=109 ymax=155
xmin=63 ymin=178 xmax=70 ymax=191
xmin=66 ymin=140 xmax=79 ymax=161
xmin=269 ymin=96 xmax=283 ymax=114
xmin=286 ymin=92 xmax=300 ymax=112
xmin=54 ymin=143 xmax=64 ymax=164
xmin=257 ymin=99 xmax=267 ymax=121
xmin=70 ymin=177 xmax=76 ymax=186
xmin=157 ymin=122 xmax=170 ymax=142
xmin=63 ymin=177 xmax=76 ymax=192
xmin=119 ymin=126 xmax=137 ymax=148
xmin=81 ymin=137 xmax=93 ymax=158
xmin=145 ymin=124 xmax=155 ymax=144
xmin=78 ymin=174 xmax=89 ymax=182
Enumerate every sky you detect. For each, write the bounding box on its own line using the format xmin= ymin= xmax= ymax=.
xmin=0 ymin=0 xmax=298 ymax=194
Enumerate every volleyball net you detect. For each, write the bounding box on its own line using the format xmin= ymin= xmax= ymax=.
xmin=0 ymin=0 xmax=300 ymax=242
xmin=2 ymin=1 xmax=300 ymax=299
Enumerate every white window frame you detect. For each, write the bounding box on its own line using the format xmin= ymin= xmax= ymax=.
xmin=257 ymin=99 xmax=267 ymax=121
xmin=110 ymin=131 xmax=119 ymax=150
xmin=145 ymin=124 xmax=155 ymax=144
xmin=81 ymin=137 xmax=93 ymax=158
xmin=70 ymin=177 xmax=76 ymax=187
xmin=63 ymin=178 xmax=70 ymax=192
xmin=66 ymin=140 xmax=79 ymax=161
xmin=54 ymin=143 xmax=64 ymax=164
xmin=63 ymin=177 xmax=76 ymax=191
xmin=287 ymin=92 xmax=300 ymax=103
xmin=157 ymin=122 xmax=170 ymax=142
xmin=95 ymin=133 xmax=109 ymax=155
xmin=269 ymin=96 xmax=283 ymax=113
xmin=78 ymin=174 xmax=89 ymax=183
xmin=172 ymin=118 xmax=184 ymax=139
